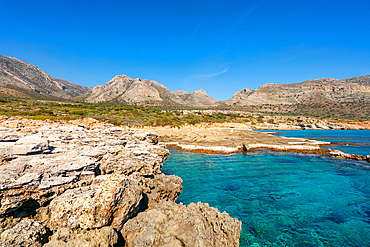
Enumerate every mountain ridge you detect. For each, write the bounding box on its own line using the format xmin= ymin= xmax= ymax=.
xmin=1 ymin=54 xmax=369 ymax=119
xmin=0 ymin=54 xmax=91 ymax=100
xmin=82 ymin=74 xmax=220 ymax=107
xmin=224 ymin=75 xmax=370 ymax=106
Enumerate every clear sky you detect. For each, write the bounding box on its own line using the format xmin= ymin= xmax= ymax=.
xmin=1 ymin=0 xmax=369 ymax=100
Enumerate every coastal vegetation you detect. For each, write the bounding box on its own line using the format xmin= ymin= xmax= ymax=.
xmin=0 ymin=97 xmax=247 ymax=127
xmin=1 ymin=96 xmax=368 ymax=129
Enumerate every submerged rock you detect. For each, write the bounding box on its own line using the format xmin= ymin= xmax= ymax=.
xmin=329 ymin=150 xmax=366 ymax=161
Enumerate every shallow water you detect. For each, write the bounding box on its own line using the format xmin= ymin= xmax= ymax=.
xmin=256 ymin=130 xmax=370 ymax=156
xmin=162 ymin=131 xmax=370 ymax=246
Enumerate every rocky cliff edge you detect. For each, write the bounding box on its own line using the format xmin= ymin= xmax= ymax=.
xmin=0 ymin=117 xmax=241 ymax=246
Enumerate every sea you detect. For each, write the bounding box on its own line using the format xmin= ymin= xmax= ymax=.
xmin=162 ymin=130 xmax=370 ymax=247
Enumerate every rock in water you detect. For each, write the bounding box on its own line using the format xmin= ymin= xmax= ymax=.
xmin=122 ymin=200 xmax=242 ymax=247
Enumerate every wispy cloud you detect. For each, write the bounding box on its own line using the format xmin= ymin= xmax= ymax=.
xmin=220 ymin=0 xmax=265 ymax=41
xmin=199 ymin=68 xmax=228 ymax=78
xmin=192 ymin=20 xmax=205 ymax=37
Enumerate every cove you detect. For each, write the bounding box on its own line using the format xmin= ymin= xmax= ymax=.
xmin=163 ymin=138 xmax=370 ymax=246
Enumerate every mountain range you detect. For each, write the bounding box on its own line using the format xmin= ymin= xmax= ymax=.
xmin=1 ymin=54 xmax=369 ymax=118
xmin=224 ymin=76 xmax=370 ymax=106
xmin=81 ymin=75 xmax=218 ymax=107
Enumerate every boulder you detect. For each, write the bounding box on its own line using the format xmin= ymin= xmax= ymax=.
xmin=122 ymin=200 xmax=242 ymax=247
xmin=131 ymin=173 xmax=183 ymax=206
xmin=0 ymin=152 xmax=97 ymax=215
xmin=0 ymin=219 xmax=48 ymax=247
xmin=44 ymin=227 xmax=118 ymax=247
xmin=48 ymin=174 xmax=142 ymax=231
xmin=1 ymin=120 xmax=24 ymax=129
xmin=0 ymin=127 xmax=22 ymax=142
xmin=329 ymin=150 xmax=365 ymax=160
xmin=0 ymin=135 xmax=50 ymax=159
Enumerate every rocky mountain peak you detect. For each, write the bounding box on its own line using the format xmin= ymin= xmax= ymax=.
xmin=234 ymin=88 xmax=252 ymax=96
xmin=83 ymin=76 xmax=219 ymax=107
xmin=193 ymin=89 xmax=207 ymax=95
xmin=258 ymin=83 xmax=279 ymax=89
xmin=0 ymin=54 xmax=91 ymax=99
xmin=223 ymin=75 xmax=370 ymax=113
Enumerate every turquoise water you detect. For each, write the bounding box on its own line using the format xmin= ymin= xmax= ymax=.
xmin=256 ymin=130 xmax=370 ymax=156
xmin=162 ymin=131 xmax=370 ymax=246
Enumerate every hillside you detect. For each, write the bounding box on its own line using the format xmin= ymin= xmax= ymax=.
xmin=0 ymin=55 xmax=91 ymax=99
xmin=82 ymin=75 xmax=220 ymax=107
xmin=221 ymin=76 xmax=370 ymax=119
xmin=1 ymin=53 xmax=369 ymax=119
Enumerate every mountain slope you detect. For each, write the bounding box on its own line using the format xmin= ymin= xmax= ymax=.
xmin=83 ymin=75 xmax=220 ymax=107
xmin=222 ymin=75 xmax=370 ymax=119
xmin=225 ymin=76 xmax=370 ymax=106
xmin=0 ymin=54 xmax=91 ymax=99
xmin=172 ymin=89 xmax=219 ymax=106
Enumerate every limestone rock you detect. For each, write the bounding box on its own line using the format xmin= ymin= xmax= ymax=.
xmin=0 ymin=135 xmax=50 ymax=159
xmin=0 ymin=119 xmax=241 ymax=246
xmin=329 ymin=150 xmax=366 ymax=160
xmin=122 ymin=200 xmax=242 ymax=247
xmin=1 ymin=120 xmax=24 ymax=129
xmin=0 ymin=219 xmax=48 ymax=247
xmin=131 ymin=173 xmax=183 ymax=206
xmin=133 ymin=131 xmax=159 ymax=144
xmin=99 ymin=149 xmax=164 ymax=176
xmin=0 ymin=127 xmax=22 ymax=141
xmin=0 ymin=152 xmax=97 ymax=215
xmin=44 ymin=227 xmax=118 ymax=247
xmin=48 ymin=174 xmax=142 ymax=231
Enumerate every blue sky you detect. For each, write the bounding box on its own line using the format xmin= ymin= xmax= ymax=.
xmin=1 ymin=0 xmax=369 ymax=100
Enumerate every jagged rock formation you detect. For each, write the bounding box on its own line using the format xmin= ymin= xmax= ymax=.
xmin=172 ymin=89 xmax=219 ymax=106
xmin=83 ymin=75 xmax=220 ymax=107
xmin=223 ymin=76 xmax=370 ymax=119
xmin=122 ymin=200 xmax=242 ymax=247
xmin=0 ymin=117 xmax=241 ymax=246
xmin=0 ymin=219 xmax=48 ymax=247
xmin=44 ymin=227 xmax=118 ymax=247
xmin=0 ymin=54 xmax=91 ymax=99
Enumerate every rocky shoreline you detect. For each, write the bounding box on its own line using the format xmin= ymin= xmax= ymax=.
xmin=0 ymin=117 xmax=241 ymax=246
xmin=140 ymin=123 xmax=370 ymax=163
xmin=251 ymin=120 xmax=370 ymax=131
xmin=141 ymin=123 xmax=330 ymax=154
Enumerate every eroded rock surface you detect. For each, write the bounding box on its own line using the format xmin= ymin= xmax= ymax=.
xmin=122 ymin=200 xmax=242 ymax=247
xmin=329 ymin=150 xmax=368 ymax=161
xmin=0 ymin=117 xmax=241 ymax=246
xmin=0 ymin=219 xmax=48 ymax=247
xmin=44 ymin=227 xmax=118 ymax=247
xmin=48 ymin=175 xmax=142 ymax=231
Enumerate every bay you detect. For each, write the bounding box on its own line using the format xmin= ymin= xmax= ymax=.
xmin=162 ymin=130 xmax=370 ymax=246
